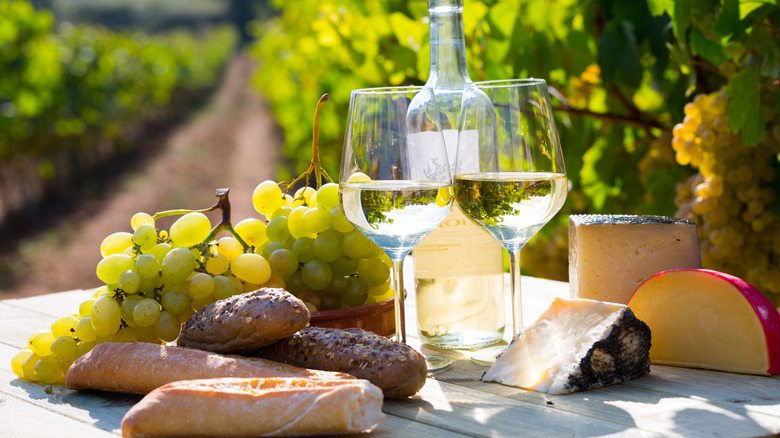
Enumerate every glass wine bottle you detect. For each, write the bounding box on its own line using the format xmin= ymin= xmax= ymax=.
xmin=413 ymin=0 xmax=506 ymax=350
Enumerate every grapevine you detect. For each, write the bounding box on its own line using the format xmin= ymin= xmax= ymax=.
xmin=11 ymin=95 xmax=394 ymax=384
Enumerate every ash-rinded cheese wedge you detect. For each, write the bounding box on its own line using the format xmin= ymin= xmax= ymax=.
xmin=569 ymin=214 xmax=701 ymax=304
xmin=628 ymin=269 xmax=780 ymax=375
xmin=482 ymin=298 xmax=651 ymax=395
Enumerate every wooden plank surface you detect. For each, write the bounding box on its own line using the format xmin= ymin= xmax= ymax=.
xmin=1 ymin=276 xmax=779 ymax=437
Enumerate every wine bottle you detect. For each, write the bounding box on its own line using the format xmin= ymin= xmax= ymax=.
xmin=413 ymin=0 xmax=505 ymax=349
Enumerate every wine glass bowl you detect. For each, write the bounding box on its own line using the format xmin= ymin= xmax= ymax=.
xmin=338 ymin=86 xmax=454 ymax=371
xmin=453 ymin=79 xmax=567 ymax=362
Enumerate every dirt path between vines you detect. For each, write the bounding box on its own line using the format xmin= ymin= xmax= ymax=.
xmin=0 ymin=54 xmax=281 ymax=299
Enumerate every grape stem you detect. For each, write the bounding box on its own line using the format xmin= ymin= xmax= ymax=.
xmin=151 ymin=188 xmax=251 ymax=251
xmin=284 ymin=94 xmax=334 ymax=196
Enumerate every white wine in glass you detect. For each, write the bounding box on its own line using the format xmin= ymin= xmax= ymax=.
xmin=452 ymin=79 xmax=568 ymax=364
xmin=339 ymin=86 xmax=454 ymax=372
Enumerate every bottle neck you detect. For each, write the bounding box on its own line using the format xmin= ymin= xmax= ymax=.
xmin=426 ymin=0 xmax=471 ymax=89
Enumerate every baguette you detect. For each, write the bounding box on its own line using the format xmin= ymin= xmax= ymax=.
xmin=252 ymin=326 xmax=427 ymax=398
xmin=121 ymin=377 xmax=385 ymax=437
xmin=66 ymin=342 xmax=352 ymax=394
xmin=178 ymin=288 xmax=310 ymax=354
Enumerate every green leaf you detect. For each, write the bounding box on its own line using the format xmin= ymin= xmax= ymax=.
xmin=726 ymin=65 xmax=763 ymax=145
xmin=713 ymin=0 xmax=739 ymax=37
xmin=740 ymin=0 xmax=773 ymax=18
xmin=598 ymin=21 xmax=642 ymax=87
xmin=690 ymin=26 xmax=727 ymax=65
xmin=647 ymin=0 xmax=674 ymax=16
xmin=673 ymin=0 xmax=691 ymax=43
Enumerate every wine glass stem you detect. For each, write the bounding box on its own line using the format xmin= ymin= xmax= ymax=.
xmin=507 ymin=247 xmax=524 ymax=339
xmin=391 ymin=258 xmax=407 ymax=344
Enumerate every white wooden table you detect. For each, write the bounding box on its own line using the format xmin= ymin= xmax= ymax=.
xmin=1 ymin=276 xmax=779 ymax=437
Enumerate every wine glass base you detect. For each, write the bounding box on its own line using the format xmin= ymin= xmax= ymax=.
xmin=469 ymin=345 xmax=508 ymax=366
xmin=425 ymin=355 xmax=452 ymax=373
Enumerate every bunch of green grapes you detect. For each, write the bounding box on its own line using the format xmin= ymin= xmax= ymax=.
xmin=252 ymin=181 xmax=394 ymax=312
xmin=672 ymin=88 xmax=780 ymax=300
xmin=11 ymin=181 xmax=393 ymax=384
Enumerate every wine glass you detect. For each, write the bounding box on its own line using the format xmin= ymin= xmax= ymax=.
xmin=339 ymin=86 xmax=454 ymax=372
xmin=453 ymin=79 xmax=567 ymax=364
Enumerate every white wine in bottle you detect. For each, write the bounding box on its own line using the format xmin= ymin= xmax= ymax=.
xmin=414 ymin=0 xmax=505 ymax=349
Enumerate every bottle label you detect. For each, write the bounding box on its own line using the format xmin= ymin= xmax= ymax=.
xmin=415 ymin=203 xmax=504 ymax=277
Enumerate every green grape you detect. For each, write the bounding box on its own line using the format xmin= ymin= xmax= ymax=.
xmin=123 ymin=246 xmax=138 ymax=257
xmin=136 ymin=254 xmax=161 ymax=279
xmin=292 ymin=237 xmax=316 ymax=263
xmin=234 ymin=218 xmax=269 ymax=248
xmin=231 ymin=253 xmax=272 ymax=285
xmin=50 ymin=336 xmax=77 ymax=363
xmin=271 ymin=206 xmax=293 ymax=219
xmin=330 ymin=256 xmax=359 ymax=276
xmin=266 ymin=216 xmax=291 ymax=242
xmin=343 ymin=277 xmax=369 ymax=307
xmin=75 ymin=317 xmax=97 ymax=342
xmin=114 ymin=326 xmax=137 ymax=343
xmin=119 ymin=270 xmax=141 ymax=294
xmin=262 ymin=274 xmax=286 ymax=289
xmin=217 ymin=237 xmax=244 ymax=260
xmin=309 ymin=191 xmax=319 ymax=208
xmin=149 ymin=242 xmax=172 ymax=263
xmin=100 ymin=232 xmax=134 ymax=257
xmin=34 ymin=356 xmax=62 ymax=384
xmin=133 ymin=298 xmax=162 ymax=327
xmin=288 ymin=206 xmax=315 ymax=239
xmin=281 ymin=194 xmax=295 ymax=208
xmin=324 ymin=276 xmax=348 ymax=296
xmin=342 ymin=230 xmax=371 ymax=259
xmin=140 ymin=276 xmax=161 ymax=294
xmin=302 ymin=208 xmax=331 ymax=234
xmin=134 ymin=326 xmax=159 ymax=344
xmin=253 ymin=180 xmax=284 ymax=215
xmin=189 ymin=272 xmax=215 ymax=299
xmin=51 ymin=315 xmax=78 ymax=338
xmin=76 ymin=341 xmax=96 ymax=358
xmin=121 ymin=295 xmax=143 ymax=326
xmin=262 ymin=241 xmax=288 ymax=259
xmin=318 ymin=291 xmax=341 ymax=311
xmin=329 ymin=206 xmax=355 ymax=233
xmin=206 ymin=252 xmax=230 ymax=275
xmin=28 ymin=331 xmax=54 ymax=357
xmin=368 ymin=277 xmax=391 ymax=296
xmin=313 ymin=230 xmax=343 ymax=262
xmin=91 ymin=295 xmax=121 ymax=337
xmin=357 ymin=258 xmax=391 ymax=287
xmin=79 ymin=299 xmax=95 ymax=318
xmin=316 ymin=183 xmax=339 ymax=211
xmin=161 ymin=247 xmax=196 ymax=285
xmin=169 ymin=212 xmax=211 ymax=248
xmin=284 ymin=271 xmax=308 ymax=295
xmin=161 ymin=290 xmax=189 ymax=315
xmin=301 ymin=259 xmax=332 ymax=290
xmin=154 ymin=311 xmax=181 ymax=342
xmin=133 ymin=223 xmax=158 ymax=252
xmin=96 ymin=254 xmax=136 ymax=285
xmin=366 ymin=241 xmax=384 ymax=258
xmin=21 ymin=353 xmax=41 ymax=382
xmin=12 ymin=350 xmax=32 ymax=379
xmin=131 ymin=212 xmax=155 ymax=231
xmin=268 ymin=248 xmax=299 ymax=277
xmin=293 ymin=186 xmax=316 ymax=206
xmin=212 ymin=275 xmax=235 ymax=300
xmin=191 ymin=295 xmax=216 ymax=311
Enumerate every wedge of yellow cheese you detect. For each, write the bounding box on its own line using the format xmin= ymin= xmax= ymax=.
xmin=482 ymin=298 xmax=651 ymax=395
xmin=628 ymin=269 xmax=780 ymax=375
xmin=569 ymin=215 xmax=701 ymax=304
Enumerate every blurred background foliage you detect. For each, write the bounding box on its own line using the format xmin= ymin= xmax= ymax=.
xmin=250 ymin=0 xmax=780 ymax=301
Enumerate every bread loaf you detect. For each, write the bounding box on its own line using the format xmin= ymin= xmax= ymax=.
xmin=121 ymin=377 xmax=385 ymax=437
xmin=178 ymin=288 xmax=309 ymax=354
xmin=252 ymin=326 xmax=427 ymax=398
xmin=66 ymin=342 xmax=352 ymax=394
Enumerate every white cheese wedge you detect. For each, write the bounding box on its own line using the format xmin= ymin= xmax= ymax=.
xmin=482 ymin=298 xmax=651 ymax=395
xmin=569 ymin=214 xmax=701 ymax=304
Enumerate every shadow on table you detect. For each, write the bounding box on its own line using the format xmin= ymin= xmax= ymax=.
xmin=10 ymin=379 xmax=142 ymax=433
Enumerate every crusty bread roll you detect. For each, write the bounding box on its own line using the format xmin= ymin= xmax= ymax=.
xmin=252 ymin=326 xmax=427 ymax=398
xmin=121 ymin=377 xmax=385 ymax=437
xmin=66 ymin=342 xmax=351 ymax=394
xmin=178 ymin=288 xmax=310 ymax=354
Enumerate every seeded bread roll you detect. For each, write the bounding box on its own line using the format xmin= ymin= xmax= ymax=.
xmin=66 ymin=342 xmax=352 ymax=394
xmin=252 ymin=326 xmax=427 ymax=398
xmin=121 ymin=377 xmax=385 ymax=437
xmin=178 ymin=288 xmax=309 ymax=354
